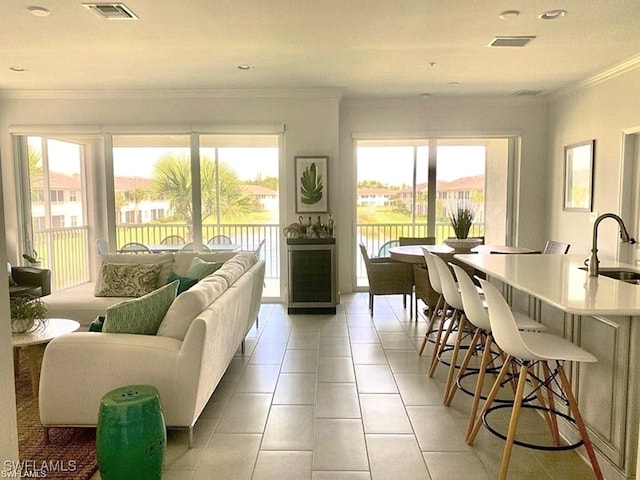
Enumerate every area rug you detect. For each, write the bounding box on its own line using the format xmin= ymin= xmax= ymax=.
xmin=14 ymin=355 xmax=98 ymax=480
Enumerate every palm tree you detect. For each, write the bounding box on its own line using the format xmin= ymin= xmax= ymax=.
xmin=150 ymin=153 xmax=257 ymax=227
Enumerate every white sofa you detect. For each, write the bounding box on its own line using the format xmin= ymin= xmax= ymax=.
xmin=39 ymin=252 xmax=265 ymax=447
xmin=44 ymin=251 xmax=241 ymax=329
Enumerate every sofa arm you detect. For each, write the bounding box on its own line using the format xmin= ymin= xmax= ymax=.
xmin=39 ymin=332 xmax=189 ymax=427
xmin=11 ymin=266 xmax=51 ymax=296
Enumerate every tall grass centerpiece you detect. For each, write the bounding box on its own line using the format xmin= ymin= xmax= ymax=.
xmin=448 ymin=202 xmax=475 ymax=239
xmin=444 ymin=202 xmax=481 ymax=252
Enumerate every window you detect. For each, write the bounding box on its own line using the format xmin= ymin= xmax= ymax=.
xmin=50 ymin=190 xmax=64 ymax=203
xmin=112 ymin=133 xmax=281 ymax=298
xmin=357 ymin=137 xmax=508 ymax=287
xmin=19 ymin=136 xmax=89 ymax=290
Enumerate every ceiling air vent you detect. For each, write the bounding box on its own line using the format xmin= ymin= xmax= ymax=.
xmin=83 ymin=3 xmax=138 ymax=20
xmin=488 ymin=36 xmax=536 ymax=47
xmin=513 ymin=90 xmax=544 ymax=96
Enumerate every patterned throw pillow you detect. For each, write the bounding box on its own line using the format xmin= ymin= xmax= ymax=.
xmin=185 ymin=257 xmax=224 ymax=281
xmin=102 ymin=280 xmax=179 ymax=335
xmin=95 ymin=262 xmax=163 ymax=297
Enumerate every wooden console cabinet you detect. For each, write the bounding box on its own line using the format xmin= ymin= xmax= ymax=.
xmin=287 ymin=238 xmax=337 ymax=314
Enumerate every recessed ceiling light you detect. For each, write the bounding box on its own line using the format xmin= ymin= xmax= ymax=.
xmin=9 ymin=66 xmax=28 ymax=72
xmin=448 ymin=82 xmax=461 ymax=87
xmin=539 ymin=9 xmax=567 ymax=20
xmin=28 ymin=6 xmax=51 ymax=16
xmin=237 ymin=64 xmax=254 ymax=70
xmin=499 ymin=10 xmax=520 ymax=20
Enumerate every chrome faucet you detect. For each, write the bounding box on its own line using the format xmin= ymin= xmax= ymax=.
xmin=588 ymin=213 xmax=636 ymax=276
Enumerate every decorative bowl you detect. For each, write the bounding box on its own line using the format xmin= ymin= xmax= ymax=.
xmin=443 ymin=238 xmax=483 ymax=252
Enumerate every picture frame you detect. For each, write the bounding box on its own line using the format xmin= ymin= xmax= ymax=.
xmin=295 ymin=156 xmax=328 ymax=213
xmin=563 ymin=140 xmax=595 ymax=212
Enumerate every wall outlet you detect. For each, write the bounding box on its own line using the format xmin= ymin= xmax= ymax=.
xmin=589 ymin=211 xmax=599 ymax=223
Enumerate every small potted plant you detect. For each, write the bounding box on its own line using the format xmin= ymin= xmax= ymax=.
xmin=10 ymin=296 xmax=48 ymax=334
xmin=444 ymin=202 xmax=482 ymax=251
xmin=22 ymin=249 xmax=42 ymax=267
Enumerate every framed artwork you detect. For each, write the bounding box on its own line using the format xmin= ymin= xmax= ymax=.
xmin=563 ymin=140 xmax=595 ymax=212
xmin=295 ymin=156 xmax=328 ymax=213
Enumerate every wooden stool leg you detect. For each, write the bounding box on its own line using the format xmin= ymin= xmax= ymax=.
xmin=557 ymin=362 xmax=604 ymax=480
xmin=430 ymin=308 xmax=457 ymax=377
xmin=541 ymin=362 xmax=561 ymax=445
xmin=443 ymin=315 xmax=468 ymax=402
xmin=419 ymin=296 xmax=443 ymax=355
xmin=445 ymin=326 xmax=481 ymax=406
xmin=465 ymin=333 xmax=494 ymax=439
xmin=467 ymin=355 xmax=514 ymax=444
xmin=499 ymin=362 xmax=529 ymax=480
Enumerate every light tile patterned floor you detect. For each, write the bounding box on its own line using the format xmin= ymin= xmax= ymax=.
xmin=92 ymin=293 xmax=596 ymax=480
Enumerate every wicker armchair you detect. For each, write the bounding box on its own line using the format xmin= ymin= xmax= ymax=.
xmin=359 ymin=243 xmax=414 ymax=317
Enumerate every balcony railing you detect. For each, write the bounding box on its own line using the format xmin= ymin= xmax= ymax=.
xmin=356 ymin=222 xmax=484 ymax=283
xmin=32 ymin=221 xmax=482 ymax=294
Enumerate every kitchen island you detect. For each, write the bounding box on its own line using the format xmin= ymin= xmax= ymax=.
xmin=455 ymin=253 xmax=640 ymax=480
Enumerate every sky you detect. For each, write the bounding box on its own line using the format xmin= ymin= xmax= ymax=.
xmin=357 ymin=145 xmax=486 ymax=184
xmin=36 ymin=137 xmax=485 ymax=184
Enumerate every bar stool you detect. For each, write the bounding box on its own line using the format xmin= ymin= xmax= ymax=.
xmin=429 ymin=253 xmax=472 ymax=401
xmin=446 ymin=264 xmax=545 ymax=438
xmin=418 ymin=248 xmax=446 ymax=356
xmin=468 ymin=279 xmax=603 ymax=480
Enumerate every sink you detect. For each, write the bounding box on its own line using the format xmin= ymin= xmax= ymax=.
xmin=579 ymin=267 xmax=640 ymax=284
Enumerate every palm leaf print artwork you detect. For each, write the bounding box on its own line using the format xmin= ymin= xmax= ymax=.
xmin=300 ymin=162 xmax=323 ymax=205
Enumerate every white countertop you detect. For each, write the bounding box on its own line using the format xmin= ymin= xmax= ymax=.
xmin=454 ymin=253 xmax=640 ymax=316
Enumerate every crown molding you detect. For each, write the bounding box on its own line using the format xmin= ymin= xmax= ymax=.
xmin=0 ymin=87 xmax=345 ymax=100
xmin=553 ymin=53 xmax=640 ymax=98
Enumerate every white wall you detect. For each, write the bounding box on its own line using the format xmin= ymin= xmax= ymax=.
xmin=0 ymin=160 xmax=19 ymax=467
xmin=0 ymin=89 xmax=341 ymax=267
xmin=338 ymin=96 xmax=548 ymax=290
xmin=547 ymin=67 xmax=640 ymax=260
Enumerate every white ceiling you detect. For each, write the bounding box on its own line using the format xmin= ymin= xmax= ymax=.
xmin=3 ymin=1 xmax=640 ymax=97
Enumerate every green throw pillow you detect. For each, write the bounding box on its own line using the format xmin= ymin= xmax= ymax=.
xmin=185 ymin=257 xmax=224 ymax=280
xmin=102 ymin=280 xmax=179 ymax=335
xmin=167 ymin=272 xmax=198 ymax=294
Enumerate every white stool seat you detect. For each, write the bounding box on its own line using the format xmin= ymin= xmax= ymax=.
xmin=519 ymin=331 xmax=597 ymax=363
xmin=512 ymin=311 xmax=546 ymax=332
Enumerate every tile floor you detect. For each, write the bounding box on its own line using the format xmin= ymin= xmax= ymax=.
xmin=92 ymin=293 xmax=596 ymax=480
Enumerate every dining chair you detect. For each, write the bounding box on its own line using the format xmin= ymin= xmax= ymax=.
xmin=181 ymin=242 xmax=212 ymax=252
xmin=377 ymin=239 xmax=399 ymax=258
xmin=468 ymin=279 xmax=603 ymax=480
xmin=120 ymin=242 xmax=151 ymax=253
xmin=543 ymin=240 xmax=570 ymax=254
xmin=160 ymin=235 xmax=186 ymax=246
xmin=359 ymin=243 xmax=414 ymax=317
xmin=96 ymin=238 xmax=109 ymax=255
xmin=398 ymin=236 xmax=436 ymax=246
xmin=207 ymin=235 xmax=232 ymax=245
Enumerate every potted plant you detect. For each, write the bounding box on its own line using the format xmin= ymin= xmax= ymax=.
xmin=10 ymin=296 xmax=48 ymax=334
xmin=22 ymin=249 xmax=42 ymax=267
xmin=444 ymin=202 xmax=482 ymax=251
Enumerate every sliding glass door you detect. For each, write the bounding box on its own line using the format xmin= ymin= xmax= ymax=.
xmin=356 ymin=137 xmax=509 ymax=287
xmin=20 ymin=136 xmax=90 ymax=289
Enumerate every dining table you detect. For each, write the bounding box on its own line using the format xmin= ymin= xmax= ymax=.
xmin=143 ymin=244 xmax=241 ymax=254
xmin=388 ymin=243 xmax=539 ymax=264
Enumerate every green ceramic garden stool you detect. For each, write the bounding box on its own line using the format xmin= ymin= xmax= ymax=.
xmin=96 ymin=385 xmax=166 ymax=480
